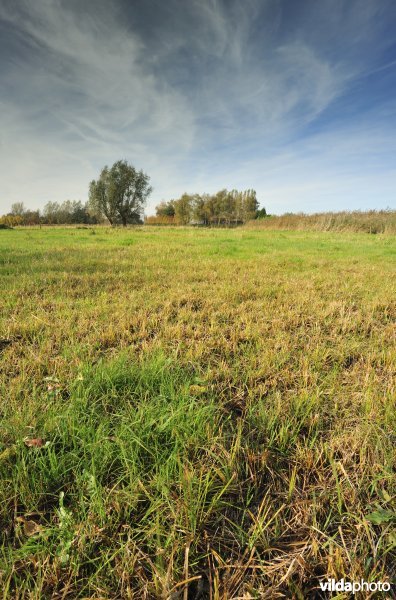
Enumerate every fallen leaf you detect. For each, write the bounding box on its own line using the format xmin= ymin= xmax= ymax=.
xmin=23 ymin=520 xmax=42 ymax=536
xmin=15 ymin=516 xmax=43 ymax=536
xmin=24 ymin=438 xmax=45 ymax=448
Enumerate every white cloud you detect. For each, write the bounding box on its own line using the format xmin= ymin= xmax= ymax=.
xmin=0 ymin=0 xmax=395 ymax=213
xmin=0 ymin=0 xmax=196 ymax=209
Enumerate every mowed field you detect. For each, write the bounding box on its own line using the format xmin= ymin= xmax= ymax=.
xmin=0 ymin=227 xmax=395 ymax=599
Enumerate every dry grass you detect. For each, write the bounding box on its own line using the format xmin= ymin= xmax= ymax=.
xmin=0 ymin=227 xmax=395 ymax=598
xmin=247 ymin=209 xmax=396 ymax=234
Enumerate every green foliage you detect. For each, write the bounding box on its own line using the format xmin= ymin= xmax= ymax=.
xmin=174 ymin=192 xmax=193 ymax=225
xmin=0 ymin=201 xmax=97 ymax=226
xmin=89 ymin=160 xmax=152 ymax=226
xmin=43 ymin=200 xmax=97 ymax=225
xmin=155 ymin=200 xmax=175 ymax=217
xmin=255 ymin=207 xmax=267 ymax=219
xmin=2 ymin=203 xmax=40 ymax=226
xmin=156 ymin=188 xmax=261 ymax=225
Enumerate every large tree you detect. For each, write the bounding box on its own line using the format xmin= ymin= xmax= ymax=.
xmin=89 ymin=160 xmax=152 ymax=226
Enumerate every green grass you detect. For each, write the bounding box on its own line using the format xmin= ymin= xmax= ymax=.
xmin=0 ymin=227 xmax=395 ymax=598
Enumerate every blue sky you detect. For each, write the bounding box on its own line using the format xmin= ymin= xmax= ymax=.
xmin=0 ymin=0 xmax=395 ymax=215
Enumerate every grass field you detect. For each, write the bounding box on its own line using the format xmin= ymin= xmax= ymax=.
xmin=0 ymin=227 xmax=395 ymax=599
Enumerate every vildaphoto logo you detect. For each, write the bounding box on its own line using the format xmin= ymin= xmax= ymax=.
xmin=319 ymin=578 xmax=392 ymax=594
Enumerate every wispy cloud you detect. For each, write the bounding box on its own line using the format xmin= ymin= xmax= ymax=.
xmin=0 ymin=0 xmax=395 ymax=213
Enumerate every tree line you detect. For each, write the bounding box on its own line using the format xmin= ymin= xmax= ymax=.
xmin=0 ymin=200 xmax=102 ymax=227
xmin=1 ymin=160 xmax=267 ymax=227
xmin=149 ymin=189 xmax=266 ymax=226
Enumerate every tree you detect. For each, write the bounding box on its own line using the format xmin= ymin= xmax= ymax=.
xmin=240 ymin=189 xmax=259 ymax=222
xmin=146 ymin=187 xmax=259 ymax=226
xmin=156 ymin=200 xmax=175 ymax=217
xmin=23 ymin=210 xmax=41 ymax=225
xmin=70 ymin=200 xmax=89 ymax=224
xmin=0 ymin=214 xmax=22 ymax=227
xmin=215 ymin=189 xmax=238 ymax=225
xmin=174 ymin=193 xmax=193 ymax=225
xmin=89 ymin=160 xmax=152 ymax=226
xmin=43 ymin=201 xmax=60 ymax=224
xmin=192 ymin=194 xmax=209 ymax=224
xmin=41 ymin=200 xmax=96 ymax=224
xmin=11 ymin=202 xmax=26 ymax=216
xmin=256 ymin=207 xmax=267 ymax=219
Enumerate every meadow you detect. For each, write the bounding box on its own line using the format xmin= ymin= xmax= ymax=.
xmin=0 ymin=226 xmax=395 ymax=599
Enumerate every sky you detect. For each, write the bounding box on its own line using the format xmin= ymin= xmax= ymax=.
xmin=0 ymin=0 xmax=395 ymax=215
